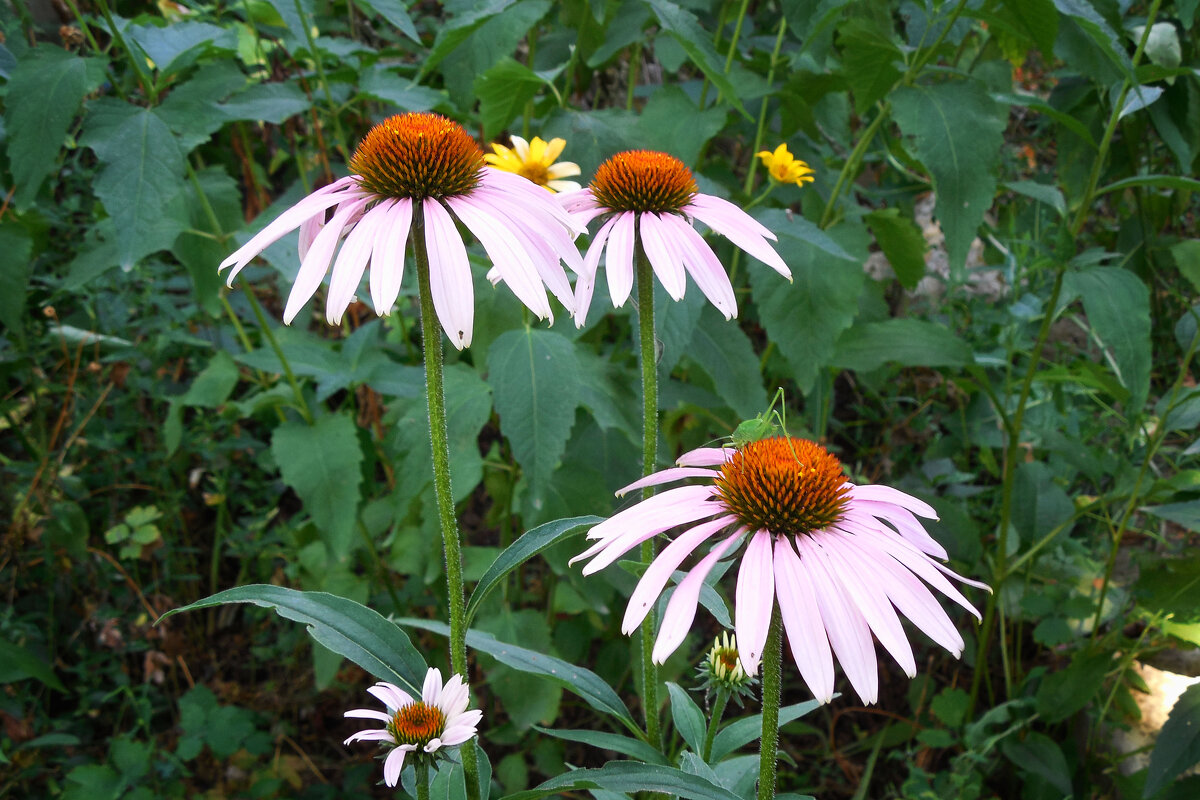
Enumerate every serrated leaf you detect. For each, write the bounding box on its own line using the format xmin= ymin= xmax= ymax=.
xmin=217 ymin=81 xmax=312 ymax=124
xmin=475 ymin=58 xmax=551 ymax=140
xmin=5 ymin=47 xmax=107 ymax=208
xmin=79 ymin=100 xmax=188 ymax=269
xmin=666 ymin=682 xmax=706 ymax=754
xmin=644 ymin=0 xmax=750 ymax=120
xmin=865 ymin=208 xmax=927 ymax=289
xmin=633 ymin=86 xmax=727 ymax=167
xmin=503 ymin=761 xmax=744 ymax=800
xmin=0 ymin=223 xmax=33 ymax=334
xmin=1145 ymin=683 xmax=1200 ymax=797
xmin=487 ymin=329 xmax=581 ymax=514
xmin=1052 ymin=0 xmax=1134 ymax=80
xmin=686 ymin=305 xmax=768 ymax=418
xmin=466 ymin=515 xmax=600 ymax=623
xmin=360 ymin=66 xmax=447 ymax=112
xmin=749 ymin=210 xmax=864 ymax=393
xmin=832 ymin=319 xmax=974 ymax=372
xmin=400 ymin=618 xmax=637 ymax=731
xmin=125 ymin=21 xmax=236 ymax=78
xmin=418 ymin=0 xmax=520 ymax=80
xmin=352 ymin=0 xmax=420 ymax=41
xmin=1063 ymin=267 xmax=1151 ymax=412
xmin=892 ymin=80 xmax=1005 ymax=279
xmin=838 ymin=19 xmax=902 ymax=113
xmin=270 ymin=415 xmax=364 ymax=559
xmin=161 ymin=586 xmax=426 ymax=696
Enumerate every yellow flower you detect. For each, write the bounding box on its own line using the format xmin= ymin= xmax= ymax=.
xmin=755 ymin=143 xmax=815 ymax=186
xmin=484 ymin=136 xmax=582 ymax=193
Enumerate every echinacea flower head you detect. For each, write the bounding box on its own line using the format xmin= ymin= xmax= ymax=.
xmin=560 ymin=150 xmax=792 ymax=325
xmin=571 ymin=437 xmax=987 ymax=706
xmin=698 ymin=631 xmax=757 ymax=701
xmin=756 ymin=143 xmax=815 ymax=186
xmin=219 ymin=112 xmax=585 ymax=349
xmin=344 ymin=668 xmax=482 ymax=787
xmin=483 ymin=135 xmax=582 ymax=193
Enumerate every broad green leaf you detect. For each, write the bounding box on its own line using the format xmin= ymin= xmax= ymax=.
xmin=1119 ymin=84 xmax=1164 ymax=120
xmin=1063 ymin=268 xmax=1151 ymax=411
xmin=418 ymin=0 xmax=520 ymax=80
xmin=892 ymin=81 xmax=1006 ymax=278
xmin=4 ymin=46 xmax=106 ymax=208
xmin=750 ymin=210 xmax=864 ymax=393
xmin=708 ymin=700 xmax=823 ymax=761
xmin=475 ymin=58 xmax=553 ymax=140
xmin=477 ymin=611 xmax=562 ymax=729
xmin=865 ymin=208 xmax=927 ymax=289
xmin=217 ymin=81 xmax=312 ymax=124
xmin=1096 ymin=174 xmax=1200 ymax=197
xmin=1052 ymin=0 xmax=1134 ymax=80
xmin=270 ymin=415 xmax=364 ymax=558
xmin=181 ymin=351 xmax=240 ymax=408
xmin=1001 ymin=732 xmax=1073 ymax=796
xmin=156 ymin=62 xmax=248 ymax=152
xmin=1145 ymin=683 xmax=1200 ymax=797
xmin=261 ymin=0 xmax=315 ymax=39
xmin=838 ymin=19 xmax=902 ymax=113
xmin=633 ymin=87 xmax=727 ymax=167
xmin=686 ymin=305 xmax=768 ymax=418
xmin=466 ymin=515 xmax=601 ymax=623
xmin=532 ymin=726 xmax=668 ymax=765
xmin=1170 ymin=240 xmax=1200 ymax=294
xmin=0 ymin=640 xmax=68 ymax=692
xmin=1005 ymin=180 xmax=1067 ymax=218
xmin=79 ymin=99 xmax=188 ymax=269
xmin=161 ymin=585 xmax=427 ymax=696
xmin=644 ymin=0 xmax=750 ymax=119
xmin=487 ymin=328 xmax=582 ymax=515
xmin=502 ymin=760 xmax=744 ymax=800
xmin=360 ymin=66 xmax=447 ymax=112
xmin=351 ymin=0 xmax=420 ymax=41
xmin=1144 ymin=501 xmax=1200 ymax=532
xmin=832 ymin=319 xmax=974 ymax=372
xmin=124 ymin=21 xmax=236 ymax=78
xmin=1136 ymin=552 xmax=1200 ymax=619
xmin=400 ymin=618 xmax=637 ymax=731
xmin=1001 ymin=0 xmax=1058 ymax=57
xmin=666 ymin=682 xmax=706 ymax=754
xmin=0 ymin=223 xmax=33 ymax=334
xmin=1035 ymin=650 xmax=1113 ymax=723
xmin=172 ymin=166 xmax=242 ymax=313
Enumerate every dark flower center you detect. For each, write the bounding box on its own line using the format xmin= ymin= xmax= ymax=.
xmin=715 ymin=437 xmax=850 ymax=537
xmin=350 ymin=113 xmax=484 ymax=200
xmin=589 ymin=150 xmax=697 ymax=213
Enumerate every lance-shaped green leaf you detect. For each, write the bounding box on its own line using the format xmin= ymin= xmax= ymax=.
xmin=686 ymin=305 xmax=768 ymax=419
xmin=708 ymin=699 xmax=824 ymax=761
xmin=865 ymin=208 xmax=927 ymax=289
xmin=161 ymin=585 xmax=427 ymax=695
xmin=1063 ymin=267 xmax=1151 ymax=412
xmin=644 ymin=0 xmax=750 ymax=119
xmin=4 ymin=46 xmax=106 ymax=208
xmin=466 ymin=515 xmax=600 ymax=623
xmin=832 ymin=319 xmax=974 ymax=372
xmin=418 ymin=0 xmax=520 ymax=80
xmin=892 ymin=80 xmax=1005 ymax=279
xmin=532 ymin=726 xmax=668 ymax=765
xmin=351 ymin=0 xmax=420 ymax=41
xmin=400 ymin=618 xmax=637 ymax=732
xmin=1145 ymin=682 xmax=1200 ymax=797
xmin=501 ymin=761 xmax=745 ymax=800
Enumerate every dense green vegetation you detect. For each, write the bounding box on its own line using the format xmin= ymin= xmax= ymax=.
xmin=3 ymin=0 xmax=1200 ymax=798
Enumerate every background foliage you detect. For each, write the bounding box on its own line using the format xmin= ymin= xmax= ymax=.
xmin=3 ymin=0 xmax=1200 ymax=797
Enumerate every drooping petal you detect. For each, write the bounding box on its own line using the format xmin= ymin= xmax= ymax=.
xmin=652 ymin=532 xmax=741 ymax=663
xmin=575 ymin=217 xmax=617 ymax=326
xmin=448 ymin=195 xmax=552 ymax=320
xmin=845 ymin=501 xmax=947 ymax=559
xmin=849 ymin=484 xmax=939 ymax=519
xmin=687 ymin=194 xmax=790 ymax=279
xmin=622 ymin=515 xmax=739 ymax=634
xmin=326 ymin=202 xmax=387 ymax=324
xmin=283 ymin=197 xmax=370 ymax=324
xmin=773 ymin=536 xmax=836 ymax=703
xmin=574 ymin=486 xmax=724 ymax=574
xmin=422 ymin=199 xmax=474 ymax=349
xmin=370 ymin=198 xmax=412 ymax=315
xmin=344 ymin=708 xmax=392 ymax=723
xmin=616 ymin=467 xmax=721 ymax=497
xmin=666 ymin=214 xmax=738 ymax=320
xmin=676 ymin=447 xmax=737 ymax=467
xmin=639 ymin=212 xmax=687 ymax=300
xmin=605 ymin=212 xmax=637 ymax=307
xmin=383 ymin=746 xmax=407 ymax=787
xmin=367 ymin=682 xmax=412 ymax=712
xmin=343 ymin=729 xmax=393 ymax=745
xmin=735 ymin=530 xmax=776 ymax=675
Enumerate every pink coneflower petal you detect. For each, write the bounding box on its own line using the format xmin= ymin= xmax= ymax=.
xmin=344 ymin=729 xmax=394 ymax=745
xmin=664 ymin=214 xmax=737 ymax=320
xmin=676 ymin=447 xmax=737 ymax=467
xmin=606 ymin=212 xmax=636 ymax=307
xmin=652 ymin=533 xmax=741 ymax=663
xmin=575 ymin=217 xmax=617 ymax=325
xmin=734 ymin=530 xmax=775 ymax=674
xmin=846 ymin=502 xmax=948 ymax=559
xmin=370 ymin=199 xmax=412 ymax=315
xmin=421 ymin=666 xmax=443 ymax=706
xmin=849 ymin=485 xmax=938 ymax=519
xmin=616 ymin=467 xmax=721 ymax=496
xmin=367 ymin=682 xmax=413 ymax=711
xmin=422 ymin=199 xmax=474 ymax=349
xmin=345 ymin=708 xmax=393 ymax=723
xmin=326 ymin=202 xmax=387 ymax=324
xmin=448 ymin=195 xmax=552 ymax=321
xmin=639 ymin=212 xmax=687 ymax=300
xmin=686 ymin=194 xmax=790 ymax=279
xmin=284 ymin=198 xmax=370 ymax=324
xmin=574 ymin=486 xmax=723 ymax=574
xmin=773 ymin=536 xmax=835 ymax=703
xmin=622 ymin=515 xmax=739 ymax=634
xmin=383 ymin=747 xmax=408 ymax=787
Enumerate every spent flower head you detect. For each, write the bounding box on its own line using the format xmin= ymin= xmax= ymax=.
xmin=560 ymin=149 xmax=791 ymax=325
xmin=756 ymin=144 xmax=815 ymax=186
xmin=572 ymin=437 xmax=988 ymax=706
xmin=484 ymin=135 xmax=582 ymax=193
xmin=344 ymin=668 xmax=482 ymax=787
xmin=219 ymin=112 xmax=585 ymax=349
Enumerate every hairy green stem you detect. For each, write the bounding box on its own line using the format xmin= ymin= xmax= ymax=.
xmin=756 ymin=606 xmax=783 ymax=800
xmin=415 ymin=758 xmax=429 ymax=800
xmin=635 ymin=236 xmax=662 ymax=751
xmin=701 ymin=691 xmax=729 ymax=763
xmin=411 ymin=210 xmax=481 ymax=800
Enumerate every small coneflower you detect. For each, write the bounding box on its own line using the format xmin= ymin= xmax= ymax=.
xmin=219 ymin=112 xmax=584 ymax=349
xmin=755 ymin=143 xmax=815 ymax=186
xmin=344 ymin=668 xmax=482 ymax=787
xmin=484 ymin=135 xmax=582 ymax=193
xmin=571 ymin=437 xmax=987 ymax=706
xmin=560 ymin=150 xmax=791 ymax=325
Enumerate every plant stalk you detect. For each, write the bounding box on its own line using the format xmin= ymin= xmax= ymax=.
xmin=756 ymin=605 xmax=783 ymax=800
xmin=415 ymin=758 xmax=429 ymax=800
xmin=701 ymin=691 xmax=729 ymax=763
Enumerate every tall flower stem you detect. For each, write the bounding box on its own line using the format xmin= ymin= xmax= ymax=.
xmin=701 ymin=691 xmax=730 ymax=762
xmin=414 ymin=759 xmax=430 ymax=800
xmin=411 ymin=211 xmax=481 ymax=800
xmin=757 ymin=605 xmax=783 ymax=800
xmin=635 ymin=236 xmax=662 ymax=751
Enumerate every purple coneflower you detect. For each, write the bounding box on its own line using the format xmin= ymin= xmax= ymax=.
xmin=571 ymin=437 xmax=986 ymax=705
xmin=344 ymin=668 xmax=482 ymax=787
xmin=559 ymin=150 xmax=792 ymax=324
xmin=219 ymin=112 xmax=583 ymax=349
